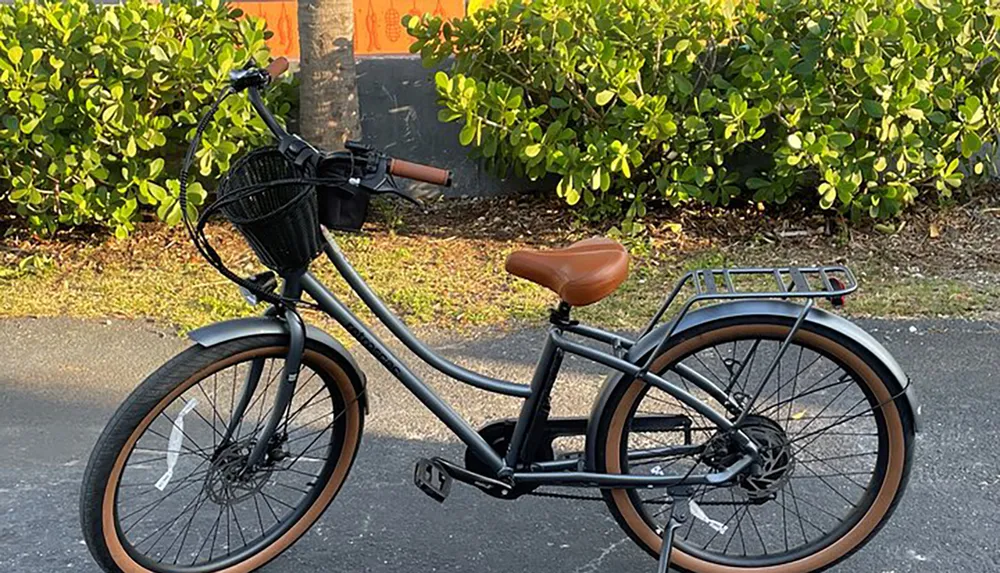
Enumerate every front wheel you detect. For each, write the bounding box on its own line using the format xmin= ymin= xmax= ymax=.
xmin=80 ymin=336 xmax=365 ymax=573
xmin=593 ymin=314 xmax=915 ymax=573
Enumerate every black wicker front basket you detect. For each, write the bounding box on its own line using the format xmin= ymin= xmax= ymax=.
xmin=217 ymin=147 xmax=320 ymax=273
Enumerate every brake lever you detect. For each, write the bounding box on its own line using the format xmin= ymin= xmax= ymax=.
xmin=355 ymin=153 xmax=421 ymax=205
xmin=367 ymin=175 xmax=421 ymax=206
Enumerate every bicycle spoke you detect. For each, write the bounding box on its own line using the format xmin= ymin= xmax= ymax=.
xmin=787 ymin=478 xmax=810 ymax=543
xmin=623 ymin=332 xmax=888 ymax=565
xmin=114 ymin=355 xmax=347 ymax=570
xmin=744 ymin=503 xmax=769 ymax=555
xmin=727 ymin=339 xmax=761 ymax=395
xmin=120 ymin=460 xmax=210 ymax=530
xmin=167 ymin=488 xmax=212 ymax=565
xmin=142 ymin=427 xmax=212 ymax=461
xmin=194 ymin=506 xmax=224 ymax=565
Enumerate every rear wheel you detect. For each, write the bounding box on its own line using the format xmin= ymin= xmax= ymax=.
xmin=593 ymin=315 xmax=915 ymax=573
xmin=81 ymin=336 xmax=365 ymax=573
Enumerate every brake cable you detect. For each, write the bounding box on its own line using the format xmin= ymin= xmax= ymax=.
xmin=177 ymin=83 xmax=330 ymax=312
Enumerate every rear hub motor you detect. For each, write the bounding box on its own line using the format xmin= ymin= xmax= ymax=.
xmin=705 ymin=414 xmax=795 ymax=501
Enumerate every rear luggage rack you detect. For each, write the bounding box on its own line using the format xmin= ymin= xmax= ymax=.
xmin=641 ymin=265 xmax=858 ymax=339
xmin=628 ymin=265 xmax=859 ymax=414
xmin=688 ymin=265 xmax=856 ymax=299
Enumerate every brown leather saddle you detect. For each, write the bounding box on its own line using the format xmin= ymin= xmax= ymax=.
xmin=505 ymin=237 xmax=629 ymax=306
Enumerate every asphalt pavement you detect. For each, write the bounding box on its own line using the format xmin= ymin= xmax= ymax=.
xmin=1 ymin=316 xmax=998 ymax=572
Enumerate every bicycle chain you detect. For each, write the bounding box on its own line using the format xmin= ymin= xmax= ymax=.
xmin=525 ymin=489 xmax=604 ymax=502
xmin=525 ymin=489 xmax=691 ymax=505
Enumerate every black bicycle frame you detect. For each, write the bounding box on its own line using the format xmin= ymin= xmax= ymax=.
xmin=280 ymin=229 xmax=762 ymax=489
xmin=234 ymin=82 xmax=857 ymax=490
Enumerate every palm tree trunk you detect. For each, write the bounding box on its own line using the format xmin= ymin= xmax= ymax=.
xmin=297 ymin=0 xmax=361 ymax=150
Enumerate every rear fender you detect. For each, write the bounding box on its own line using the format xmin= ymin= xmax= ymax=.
xmin=584 ymin=300 xmax=920 ymax=470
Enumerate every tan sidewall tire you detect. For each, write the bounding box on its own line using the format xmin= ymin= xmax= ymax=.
xmin=601 ymin=324 xmax=909 ymax=573
xmin=100 ymin=347 xmax=363 ymax=573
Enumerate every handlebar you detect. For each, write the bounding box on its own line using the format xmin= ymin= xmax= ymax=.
xmin=389 ymin=158 xmax=453 ymax=187
xmin=265 ymin=57 xmax=289 ymax=83
xmin=231 ymin=60 xmax=453 ymax=190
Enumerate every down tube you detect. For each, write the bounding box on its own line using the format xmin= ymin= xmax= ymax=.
xmin=302 ymin=272 xmax=508 ymax=475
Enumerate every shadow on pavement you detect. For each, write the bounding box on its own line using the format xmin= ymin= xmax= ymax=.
xmin=2 ymin=317 xmax=1000 ymax=571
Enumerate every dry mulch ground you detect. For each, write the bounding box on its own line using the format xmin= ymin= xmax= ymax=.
xmin=4 ymin=192 xmax=1000 ymax=333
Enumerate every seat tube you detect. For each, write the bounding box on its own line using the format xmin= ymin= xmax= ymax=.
xmin=505 ymin=329 xmax=563 ymax=468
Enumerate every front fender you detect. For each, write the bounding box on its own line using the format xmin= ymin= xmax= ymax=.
xmin=189 ymin=317 xmax=368 ymax=411
xmin=584 ymin=300 xmax=920 ymax=470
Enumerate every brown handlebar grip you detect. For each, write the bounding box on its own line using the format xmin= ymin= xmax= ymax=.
xmin=265 ymin=57 xmax=289 ymax=82
xmin=389 ymin=158 xmax=453 ymax=187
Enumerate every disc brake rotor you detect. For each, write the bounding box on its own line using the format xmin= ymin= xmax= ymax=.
xmin=704 ymin=414 xmax=794 ymax=501
xmin=205 ymin=440 xmax=274 ymax=506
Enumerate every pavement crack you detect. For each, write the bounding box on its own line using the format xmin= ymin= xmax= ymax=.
xmin=573 ymin=536 xmax=631 ymax=573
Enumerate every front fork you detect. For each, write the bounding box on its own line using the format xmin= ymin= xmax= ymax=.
xmin=218 ymin=275 xmax=308 ymax=471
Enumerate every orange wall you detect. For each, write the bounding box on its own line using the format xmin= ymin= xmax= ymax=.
xmin=237 ymin=2 xmax=300 ymax=58
xmin=233 ymin=0 xmax=468 ymax=57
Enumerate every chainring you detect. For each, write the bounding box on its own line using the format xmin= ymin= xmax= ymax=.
xmin=463 ymin=420 xmax=555 ymax=499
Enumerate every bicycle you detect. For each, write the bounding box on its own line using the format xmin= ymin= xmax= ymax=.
xmin=80 ymin=58 xmax=920 ymax=573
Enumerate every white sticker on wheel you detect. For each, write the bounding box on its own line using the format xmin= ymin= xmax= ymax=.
xmin=154 ymin=399 xmax=199 ymax=491
xmin=689 ymin=499 xmax=729 ymax=535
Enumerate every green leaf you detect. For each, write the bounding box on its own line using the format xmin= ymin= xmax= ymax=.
xmin=829 ymin=132 xmax=855 ymax=148
xmin=437 ymin=109 xmax=462 ymax=122
xmin=594 ymin=90 xmax=615 ymax=106
xmin=7 ymin=45 xmax=23 ymax=65
xmin=434 ymin=71 xmax=451 ymax=91
xmin=165 ymin=201 xmax=182 ymax=226
xmin=20 ymin=117 xmax=40 ymax=134
xmin=186 ymin=182 xmax=206 ymax=205
xmin=962 ymin=132 xmax=983 ymax=158
xmin=565 ymin=186 xmax=580 ymax=205
xmin=149 ymin=45 xmax=169 ymax=62
xmin=29 ymin=93 xmax=45 ymax=111
xmin=674 ymin=75 xmax=694 ymax=96
xmin=549 ymin=96 xmax=569 ymax=109
xmin=524 ymin=144 xmax=542 ymax=158
xmin=787 ymin=133 xmax=803 ymax=150
xmin=862 ymin=100 xmax=884 ymax=118
xmin=459 ymin=123 xmax=476 ymax=146
xmin=147 ymin=182 xmax=167 ymax=202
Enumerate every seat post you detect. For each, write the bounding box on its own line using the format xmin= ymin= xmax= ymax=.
xmin=549 ymin=301 xmax=576 ymax=328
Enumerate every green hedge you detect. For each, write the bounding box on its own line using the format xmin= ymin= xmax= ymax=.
xmin=0 ymin=0 xmax=296 ymax=237
xmin=408 ymin=0 xmax=999 ymax=225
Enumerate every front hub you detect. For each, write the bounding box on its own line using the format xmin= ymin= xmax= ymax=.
xmin=205 ymin=440 xmax=276 ymax=506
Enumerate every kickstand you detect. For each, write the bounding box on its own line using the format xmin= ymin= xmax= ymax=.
xmin=656 ymin=488 xmax=692 ymax=573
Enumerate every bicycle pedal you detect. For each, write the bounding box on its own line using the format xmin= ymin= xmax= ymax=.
xmin=413 ymin=458 xmax=452 ymax=503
